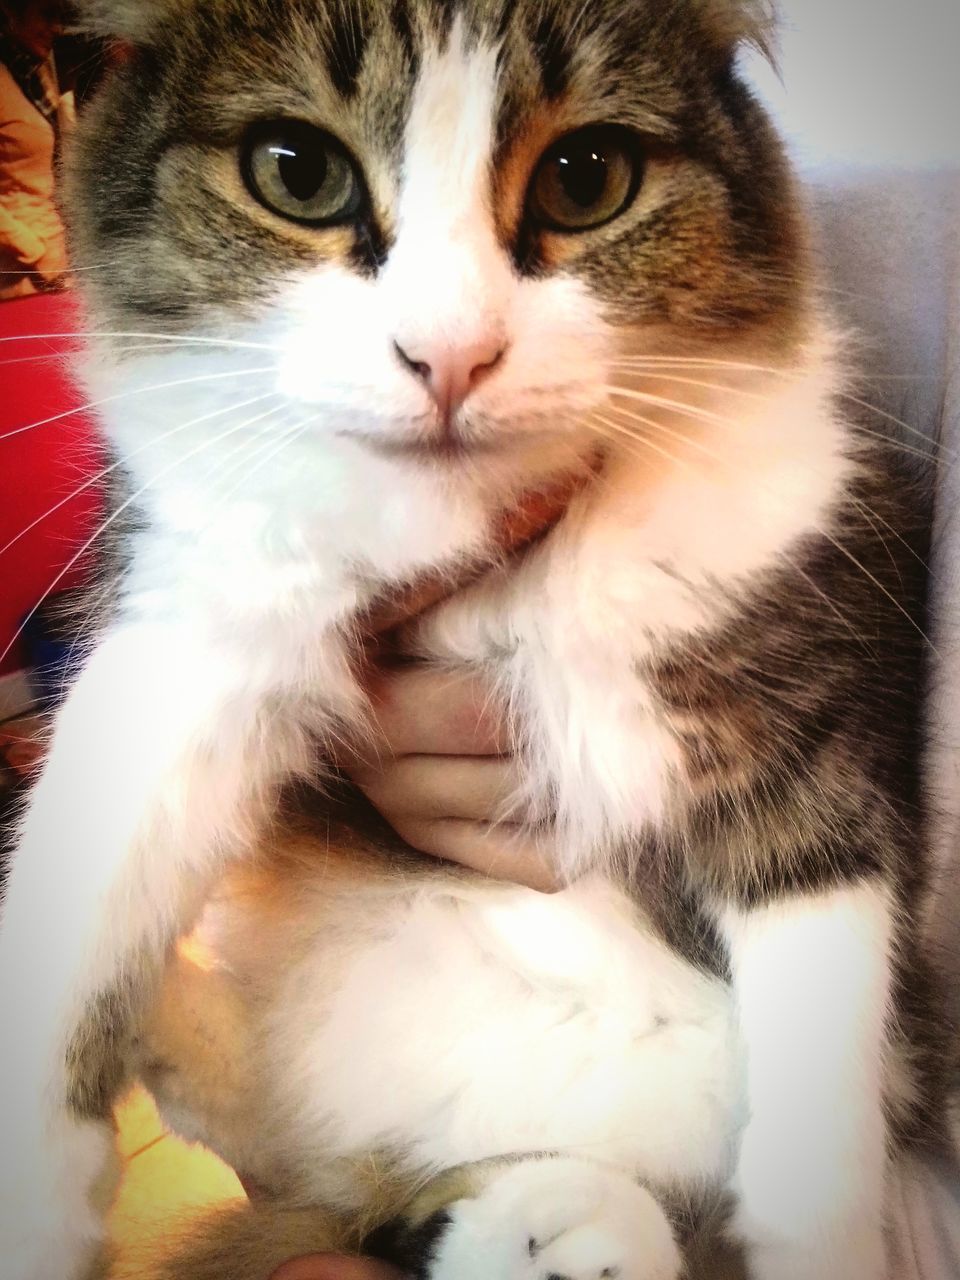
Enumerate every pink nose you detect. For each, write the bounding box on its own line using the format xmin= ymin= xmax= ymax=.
xmin=393 ymin=336 xmax=506 ymax=425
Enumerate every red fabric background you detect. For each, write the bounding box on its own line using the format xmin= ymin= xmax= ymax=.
xmin=0 ymin=292 xmax=104 ymax=675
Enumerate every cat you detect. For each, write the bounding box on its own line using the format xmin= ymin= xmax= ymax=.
xmin=0 ymin=1 xmax=946 ymax=1279
xmin=129 ymin=794 xmax=742 ymax=1279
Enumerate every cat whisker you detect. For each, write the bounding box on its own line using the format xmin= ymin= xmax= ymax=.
xmin=612 ymin=354 xmax=799 ymax=373
xmin=0 ymin=392 xmax=280 ymax=565
xmin=0 ymin=330 xmax=279 ymax=352
xmin=0 ymin=365 xmax=278 ymax=444
xmin=750 ymin=268 xmax=897 ymax=305
xmin=611 ymin=354 xmax=925 ymax=385
xmin=841 ymin=393 xmax=949 ymax=457
xmin=848 ymin=497 xmax=907 ymax=592
xmin=0 ymin=255 xmax=132 ymax=275
xmin=0 ymin=401 xmax=295 ymax=671
xmin=49 ymin=405 xmax=294 ymax=677
xmin=609 ymin=357 xmax=945 ymax=455
xmin=587 ymin=410 xmax=687 ymax=474
xmin=602 ymin=400 xmax=936 ymax=654
xmin=605 ymin=384 xmax=738 ymax=428
xmin=605 ymin=370 xmax=770 ymax=402
xmin=0 ymin=341 xmax=257 ymax=370
xmin=603 ymin=376 xmax=949 ymax=467
xmin=209 ymin=408 xmax=301 ymax=487
xmin=587 ymin=411 xmax=877 ymax=653
xmin=602 ymin=381 xmax=798 ymax=449
xmin=203 ymin=416 xmax=312 ymax=525
xmin=847 ymin=495 xmax=930 ymax=573
xmin=613 ymin=357 xmax=927 ymax=384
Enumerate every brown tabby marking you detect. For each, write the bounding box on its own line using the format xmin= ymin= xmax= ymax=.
xmin=66 ymin=981 xmax=141 ymax=1122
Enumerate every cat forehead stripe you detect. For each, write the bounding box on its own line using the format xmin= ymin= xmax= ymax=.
xmin=400 ymin=19 xmax=500 ymax=228
xmin=323 ymin=2 xmax=374 ymax=99
xmin=529 ymin=8 xmax=574 ymax=100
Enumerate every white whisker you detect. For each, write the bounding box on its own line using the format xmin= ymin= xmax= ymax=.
xmin=603 ymin=400 xmax=936 ymax=654
xmin=0 ymin=258 xmax=129 ymax=275
xmin=605 ymin=384 xmax=738 ymax=428
xmin=603 ymin=376 xmax=947 ymax=467
xmin=588 ymin=412 xmax=876 ymax=651
xmin=610 ymin=357 xmax=942 ymax=455
xmin=0 ymin=401 xmax=294 ymax=670
xmin=608 ymin=370 xmax=770 ymax=401
xmin=0 ymin=330 xmax=278 ymax=352
xmin=587 ymin=410 xmax=687 ymax=474
xmin=0 ymin=341 xmax=240 ymax=370
xmin=48 ymin=405 xmax=294 ymax=676
xmin=848 ymin=495 xmax=929 ymax=573
xmin=206 ymin=416 xmax=312 ymax=517
xmin=613 ymin=353 xmax=930 ymax=385
xmin=0 ymin=392 xmax=279 ymax=564
xmin=0 ymin=365 xmax=277 ymax=444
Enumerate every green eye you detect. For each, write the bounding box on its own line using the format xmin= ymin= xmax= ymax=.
xmin=528 ymin=125 xmax=645 ymax=233
xmin=242 ymin=120 xmax=364 ymax=226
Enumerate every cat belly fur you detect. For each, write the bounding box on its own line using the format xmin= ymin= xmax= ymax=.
xmin=140 ymin=850 xmax=742 ymax=1216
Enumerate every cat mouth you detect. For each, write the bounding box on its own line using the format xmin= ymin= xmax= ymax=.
xmin=338 ymin=420 xmax=569 ymax=464
xmin=371 ymin=437 xmax=501 ymax=461
xmin=338 ymin=428 xmax=511 ymax=463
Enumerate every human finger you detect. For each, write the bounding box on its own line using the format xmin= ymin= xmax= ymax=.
xmin=352 ymin=754 xmax=519 ymax=824
xmin=362 ymin=666 xmax=509 ymax=761
xmin=387 ymin=815 xmax=559 ymax=892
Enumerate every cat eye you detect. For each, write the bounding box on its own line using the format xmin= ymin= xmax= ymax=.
xmin=528 ymin=125 xmax=645 ymax=233
xmin=241 ymin=120 xmax=365 ymax=227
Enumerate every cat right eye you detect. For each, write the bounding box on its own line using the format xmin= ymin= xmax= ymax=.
xmin=241 ymin=120 xmax=365 ymax=227
xmin=527 ymin=125 xmax=646 ymax=234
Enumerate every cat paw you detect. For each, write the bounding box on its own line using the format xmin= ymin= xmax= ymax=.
xmin=421 ymin=1158 xmax=682 ymax=1280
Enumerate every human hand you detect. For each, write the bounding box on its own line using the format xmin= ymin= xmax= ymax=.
xmin=344 ymin=662 xmax=558 ymax=893
xmin=339 ymin=469 xmax=591 ymax=893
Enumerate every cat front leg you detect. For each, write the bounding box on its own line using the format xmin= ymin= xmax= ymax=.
xmin=0 ymin=620 xmax=316 ymax=1280
xmin=369 ymin=1157 xmax=682 ymax=1280
xmin=722 ymin=882 xmax=892 ymax=1280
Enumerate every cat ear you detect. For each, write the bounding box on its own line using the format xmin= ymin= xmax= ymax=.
xmin=72 ymin=0 xmax=184 ymax=43
xmin=695 ymin=0 xmax=779 ymax=67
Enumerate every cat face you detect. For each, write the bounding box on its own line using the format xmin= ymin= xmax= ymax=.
xmin=68 ymin=0 xmax=804 ymax=467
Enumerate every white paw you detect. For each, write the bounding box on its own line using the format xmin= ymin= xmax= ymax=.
xmin=427 ymin=1158 xmax=682 ymax=1280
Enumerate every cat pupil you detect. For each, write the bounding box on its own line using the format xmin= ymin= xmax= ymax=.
xmin=557 ymin=148 xmax=607 ymax=209
xmin=275 ymin=142 xmax=326 ymax=202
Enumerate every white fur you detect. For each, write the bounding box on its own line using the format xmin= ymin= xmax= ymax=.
xmin=721 ymin=884 xmax=892 ymax=1279
xmin=234 ymin=876 xmax=741 ymax=1208
xmin=383 ymin=19 xmax=509 ymax=364
xmin=409 ymin=348 xmax=854 ymax=870
xmin=427 ymin=1157 xmax=682 ymax=1280
xmin=0 ymin=19 xmax=871 ymax=1280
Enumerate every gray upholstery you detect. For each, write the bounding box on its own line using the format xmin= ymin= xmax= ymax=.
xmin=740 ymin=6 xmax=960 ymax=1268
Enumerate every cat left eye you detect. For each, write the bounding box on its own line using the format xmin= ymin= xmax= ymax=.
xmin=241 ymin=120 xmax=365 ymax=227
xmin=528 ymin=125 xmax=645 ymax=233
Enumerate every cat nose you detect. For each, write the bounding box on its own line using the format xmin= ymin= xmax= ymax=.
xmin=393 ymin=336 xmax=506 ymax=424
